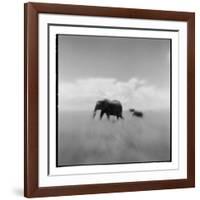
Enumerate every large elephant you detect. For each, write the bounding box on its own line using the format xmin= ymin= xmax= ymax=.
xmin=93 ymin=99 xmax=124 ymax=120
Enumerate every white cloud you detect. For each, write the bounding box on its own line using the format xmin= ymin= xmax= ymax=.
xmin=60 ymin=77 xmax=169 ymax=111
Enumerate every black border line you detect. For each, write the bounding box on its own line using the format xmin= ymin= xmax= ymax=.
xmin=47 ymin=24 xmax=173 ymax=168
xmin=57 ymin=34 xmax=172 ymax=41
xmin=55 ymin=35 xmax=59 ymax=168
xmin=48 ymin=23 xmax=179 ymax=32
xmin=169 ymin=39 xmax=172 ymax=162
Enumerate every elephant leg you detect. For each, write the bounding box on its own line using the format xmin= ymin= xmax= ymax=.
xmin=106 ymin=113 xmax=110 ymax=120
xmin=100 ymin=111 xmax=104 ymax=120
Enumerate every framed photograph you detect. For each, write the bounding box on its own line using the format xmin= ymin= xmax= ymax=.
xmin=24 ymin=2 xmax=195 ymax=197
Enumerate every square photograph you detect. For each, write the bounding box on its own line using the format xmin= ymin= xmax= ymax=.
xmin=56 ymin=34 xmax=171 ymax=167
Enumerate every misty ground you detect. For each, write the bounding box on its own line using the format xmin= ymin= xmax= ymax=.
xmin=57 ymin=110 xmax=170 ymax=166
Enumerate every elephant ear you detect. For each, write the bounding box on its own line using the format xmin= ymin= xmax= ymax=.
xmin=102 ymin=99 xmax=110 ymax=109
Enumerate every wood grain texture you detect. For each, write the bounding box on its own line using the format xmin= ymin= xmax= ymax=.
xmin=24 ymin=3 xmax=39 ymax=197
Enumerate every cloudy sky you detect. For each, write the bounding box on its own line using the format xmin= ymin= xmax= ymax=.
xmin=57 ymin=35 xmax=170 ymax=111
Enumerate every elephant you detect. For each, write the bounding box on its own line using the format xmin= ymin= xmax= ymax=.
xmin=93 ymin=99 xmax=124 ymax=120
xmin=129 ymin=108 xmax=143 ymax=117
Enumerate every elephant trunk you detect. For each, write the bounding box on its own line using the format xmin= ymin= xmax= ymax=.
xmin=93 ymin=111 xmax=96 ymax=118
xmin=93 ymin=107 xmax=97 ymax=118
xmin=93 ymin=105 xmax=98 ymax=118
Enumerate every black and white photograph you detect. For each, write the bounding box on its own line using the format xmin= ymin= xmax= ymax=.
xmin=56 ymin=34 xmax=171 ymax=167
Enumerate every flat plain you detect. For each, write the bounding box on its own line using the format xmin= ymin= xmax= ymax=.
xmin=57 ymin=110 xmax=170 ymax=166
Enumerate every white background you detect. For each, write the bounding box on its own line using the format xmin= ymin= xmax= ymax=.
xmin=0 ymin=0 xmax=199 ymax=199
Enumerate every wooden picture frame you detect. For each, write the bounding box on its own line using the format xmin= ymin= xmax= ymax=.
xmin=24 ymin=2 xmax=195 ymax=198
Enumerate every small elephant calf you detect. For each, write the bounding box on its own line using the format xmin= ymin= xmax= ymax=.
xmin=129 ymin=109 xmax=143 ymax=118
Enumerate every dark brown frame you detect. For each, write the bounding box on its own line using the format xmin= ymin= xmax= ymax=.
xmin=24 ymin=2 xmax=195 ymax=198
